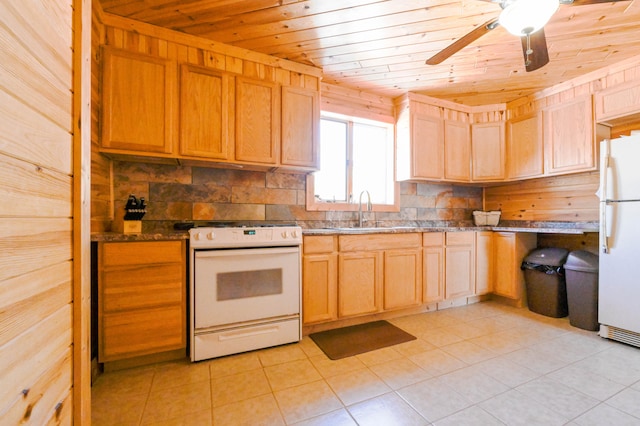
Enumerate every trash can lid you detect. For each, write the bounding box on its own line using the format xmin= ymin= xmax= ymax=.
xmin=564 ymin=250 xmax=599 ymax=272
xmin=523 ymin=247 xmax=569 ymax=267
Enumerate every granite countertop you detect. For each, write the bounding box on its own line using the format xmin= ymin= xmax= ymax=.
xmin=91 ymin=232 xmax=189 ymax=242
xmin=91 ymin=222 xmax=598 ymax=241
xmin=302 ymin=225 xmax=597 ymax=236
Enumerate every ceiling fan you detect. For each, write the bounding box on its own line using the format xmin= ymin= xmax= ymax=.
xmin=426 ymin=0 xmax=630 ymax=72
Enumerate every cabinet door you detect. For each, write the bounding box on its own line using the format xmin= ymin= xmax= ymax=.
xmin=384 ymin=248 xmax=422 ymax=310
xmin=475 ymin=231 xmax=493 ymax=295
xmin=281 ymin=86 xmax=319 ymax=169
xmin=235 ymin=77 xmax=279 ymax=164
xmin=101 ymin=48 xmax=177 ymax=154
xmin=492 ymin=232 xmax=517 ymax=298
xmin=445 ymin=245 xmax=475 ymax=299
xmin=507 ymin=113 xmax=544 ymax=179
xmin=595 ymin=80 xmax=640 ymax=122
xmin=338 ymin=251 xmax=382 ymax=317
xmin=444 ymin=120 xmax=471 ymax=181
xmin=302 ymin=254 xmax=337 ymax=324
xmin=544 ymin=95 xmax=595 ymax=175
xmin=412 ymin=113 xmax=444 ymax=179
xmin=423 ymin=245 xmax=444 ymax=303
xmin=179 ymin=64 xmax=231 ymax=159
xmin=472 ymin=122 xmax=505 ymax=181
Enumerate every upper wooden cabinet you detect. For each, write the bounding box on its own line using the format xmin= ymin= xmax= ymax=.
xmin=101 ymin=48 xmax=177 ymax=156
xmin=595 ymin=80 xmax=640 ymax=123
xmin=411 ymin=112 xmax=445 ymax=180
xmin=444 ymin=120 xmax=471 ymax=181
xmin=281 ymin=86 xmax=319 ymax=169
xmin=507 ymin=113 xmax=544 ymax=180
xmin=472 ymin=121 xmax=506 ymax=182
xmin=179 ymin=64 xmax=232 ymax=160
xmin=543 ymin=95 xmax=596 ymax=175
xmin=100 ymin=48 xmax=320 ymax=171
xmin=235 ymin=76 xmax=280 ymax=165
xmin=396 ymin=94 xmax=508 ymax=184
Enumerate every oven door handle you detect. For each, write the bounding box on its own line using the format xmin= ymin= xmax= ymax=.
xmin=194 ymin=246 xmax=300 ymax=259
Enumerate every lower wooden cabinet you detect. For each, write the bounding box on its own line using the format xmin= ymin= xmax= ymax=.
xmin=303 ymin=230 xmax=537 ymax=325
xmin=422 ymin=233 xmax=445 ymax=303
xmin=492 ymin=232 xmax=537 ymax=301
xmin=339 ymin=251 xmax=382 ymax=317
xmin=475 ymin=231 xmax=494 ymax=295
xmin=444 ymin=232 xmax=475 ymax=299
xmin=302 ymin=234 xmax=421 ymax=324
xmin=423 ymin=232 xmax=475 ymax=305
xmin=302 ymin=236 xmax=338 ymax=324
xmin=383 ymin=248 xmax=422 ymax=310
xmin=98 ymin=240 xmax=186 ymax=362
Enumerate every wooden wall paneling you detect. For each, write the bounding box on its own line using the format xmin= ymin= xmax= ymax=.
xmin=537 ymin=233 xmax=599 ymax=255
xmin=484 ymin=172 xmax=599 ymax=221
xmin=0 ymin=305 xmax=73 ymax=422
xmin=0 ymin=261 xmax=72 ymax=347
xmin=1 ymin=0 xmax=78 ymax=419
xmin=92 ymin=5 xmax=112 ymax=232
xmin=0 ymin=90 xmax=72 ymax=174
xmin=2 ymin=350 xmax=73 ymax=425
xmin=100 ymin=12 xmax=323 ymax=79
xmin=321 ymin=82 xmax=395 ymax=123
xmin=73 ymin=0 xmax=93 ymax=421
xmin=0 ymin=155 xmax=72 ymax=218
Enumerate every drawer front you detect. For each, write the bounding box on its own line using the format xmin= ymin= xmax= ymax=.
xmin=303 ymin=235 xmax=336 ymax=254
xmin=423 ymin=232 xmax=444 ymax=247
xmin=339 ymin=233 xmax=421 ymax=252
xmin=101 ymin=263 xmax=184 ymax=312
xmin=100 ymin=305 xmax=185 ymax=362
xmin=101 ymin=240 xmax=184 ymax=266
xmin=446 ymin=231 xmax=474 ymax=245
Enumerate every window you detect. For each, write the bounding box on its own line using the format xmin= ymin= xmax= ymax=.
xmin=307 ymin=112 xmax=399 ymax=212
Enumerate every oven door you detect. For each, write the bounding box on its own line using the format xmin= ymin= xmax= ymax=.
xmin=193 ymin=246 xmax=300 ymax=329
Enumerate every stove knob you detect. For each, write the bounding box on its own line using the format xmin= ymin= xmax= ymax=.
xmin=281 ymin=231 xmax=288 ymax=239
xmin=206 ymin=231 xmax=215 ymax=240
xmin=291 ymin=230 xmax=298 ymax=238
xmin=193 ymin=232 xmax=202 ymax=241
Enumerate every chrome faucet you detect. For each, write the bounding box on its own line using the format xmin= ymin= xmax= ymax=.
xmin=358 ymin=190 xmax=372 ymax=227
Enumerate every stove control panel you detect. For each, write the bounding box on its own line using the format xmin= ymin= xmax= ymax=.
xmin=190 ymin=226 xmax=302 ymax=249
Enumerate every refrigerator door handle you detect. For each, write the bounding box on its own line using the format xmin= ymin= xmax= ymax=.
xmin=601 ymin=139 xmax=610 ymax=254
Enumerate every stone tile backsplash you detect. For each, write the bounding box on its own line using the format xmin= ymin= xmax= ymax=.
xmin=112 ymin=161 xmax=483 ymax=233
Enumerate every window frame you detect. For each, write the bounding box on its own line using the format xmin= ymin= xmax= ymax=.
xmin=306 ymin=112 xmax=400 ymax=213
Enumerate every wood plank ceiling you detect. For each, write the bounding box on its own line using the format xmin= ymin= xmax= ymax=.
xmin=98 ymin=0 xmax=640 ymax=105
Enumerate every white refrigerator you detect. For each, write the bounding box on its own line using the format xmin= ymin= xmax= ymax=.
xmin=598 ymin=135 xmax=640 ymax=347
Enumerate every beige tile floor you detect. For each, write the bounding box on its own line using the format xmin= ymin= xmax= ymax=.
xmin=92 ymin=301 xmax=640 ymax=425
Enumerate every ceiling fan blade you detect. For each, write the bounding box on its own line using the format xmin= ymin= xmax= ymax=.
xmin=426 ymin=17 xmax=499 ymax=65
xmin=560 ymin=0 xmax=631 ymax=5
xmin=521 ymin=29 xmax=549 ymax=72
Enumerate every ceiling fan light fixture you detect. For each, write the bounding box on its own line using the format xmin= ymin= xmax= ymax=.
xmin=499 ymin=0 xmax=559 ymax=36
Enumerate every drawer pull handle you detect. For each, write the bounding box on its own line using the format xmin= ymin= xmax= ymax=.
xmin=218 ymin=326 xmax=280 ymax=341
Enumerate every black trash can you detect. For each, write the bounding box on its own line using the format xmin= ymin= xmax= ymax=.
xmin=521 ymin=248 xmax=569 ymax=318
xmin=564 ymin=250 xmax=599 ymax=331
